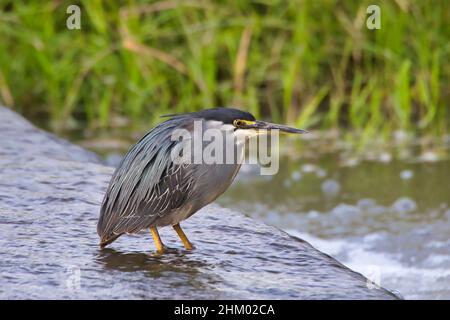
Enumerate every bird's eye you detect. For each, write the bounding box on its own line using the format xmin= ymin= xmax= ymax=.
xmin=233 ymin=119 xmax=244 ymax=127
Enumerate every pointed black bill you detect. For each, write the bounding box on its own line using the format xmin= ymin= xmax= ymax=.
xmin=247 ymin=120 xmax=308 ymax=134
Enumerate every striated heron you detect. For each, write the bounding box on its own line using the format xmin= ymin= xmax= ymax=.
xmin=97 ymin=107 xmax=306 ymax=252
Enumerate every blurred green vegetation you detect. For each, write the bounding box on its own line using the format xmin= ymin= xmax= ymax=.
xmin=0 ymin=0 xmax=449 ymax=141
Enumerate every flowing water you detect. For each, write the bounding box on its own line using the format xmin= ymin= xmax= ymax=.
xmin=3 ymin=106 xmax=448 ymax=299
xmin=98 ymin=135 xmax=450 ymax=299
xmin=0 ymin=107 xmax=398 ymax=299
xmin=218 ymin=141 xmax=450 ymax=299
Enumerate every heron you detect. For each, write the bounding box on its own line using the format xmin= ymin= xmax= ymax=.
xmin=97 ymin=107 xmax=307 ymax=253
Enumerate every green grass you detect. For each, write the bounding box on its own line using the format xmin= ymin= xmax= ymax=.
xmin=0 ymin=0 xmax=449 ymax=142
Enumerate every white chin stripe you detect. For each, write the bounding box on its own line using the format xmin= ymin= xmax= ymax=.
xmin=204 ymin=120 xmax=257 ymax=141
xmin=234 ymin=128 xmax=258 ymax=139
xmin=204 ymin=121 xmax=235 ymax=132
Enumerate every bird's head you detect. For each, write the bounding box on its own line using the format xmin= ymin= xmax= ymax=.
xmin=162 ymin=107 xmax=307 ymax=169
xmin=190 ymin=107 xmax=308 ymax=140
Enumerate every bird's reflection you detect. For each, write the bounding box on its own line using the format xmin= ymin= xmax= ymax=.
xmin=95 ymin=247 xmax=209 ymax=275
xmin=95 ymin=247 xmax=222 ymax=297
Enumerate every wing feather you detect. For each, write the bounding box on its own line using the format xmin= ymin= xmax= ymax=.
xmin=97 ymin=117 xmax=196 ymax=244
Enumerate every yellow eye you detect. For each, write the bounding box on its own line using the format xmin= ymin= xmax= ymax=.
xmin=233 ymin=119 xmax=245 ymax=127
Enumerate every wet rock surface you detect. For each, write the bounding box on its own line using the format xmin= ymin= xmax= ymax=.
xmin=0 ymin=106 xmax=398 ymax=299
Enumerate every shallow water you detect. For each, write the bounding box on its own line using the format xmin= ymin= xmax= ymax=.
xmin=98 ymin=138 xmax=450 ymax=299
xmin=75 ymin=127 xmax=450 ymax=299
xmin=5 ymin=106 xmax=447 ymax=299
xmin=219 ymin=149 xmax=450 ymax=299
xmin=0 ymin=107 xmax=397 ymax=299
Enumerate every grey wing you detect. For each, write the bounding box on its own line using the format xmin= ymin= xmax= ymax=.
xmin=97 ymin=118 xmax=196 ymax=244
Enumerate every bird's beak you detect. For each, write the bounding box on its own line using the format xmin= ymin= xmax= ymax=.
xmin=246 ymin=120 xmax=308 ymax=134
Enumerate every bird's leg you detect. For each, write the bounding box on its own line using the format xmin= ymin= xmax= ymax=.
xmin=173 ymin=223 xmax=194 ymax=250
xmin=150 ymin=226 xmax=165 ymax=253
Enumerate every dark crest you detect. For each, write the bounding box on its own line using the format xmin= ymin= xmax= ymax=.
xmin=162 ymin=107 xmax=255 ymax=124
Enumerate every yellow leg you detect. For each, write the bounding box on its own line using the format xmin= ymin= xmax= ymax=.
xmin=173 ymin=223 xmax=194 ymax=250
xmin=150 ymin=226 xmax=164 ymax=253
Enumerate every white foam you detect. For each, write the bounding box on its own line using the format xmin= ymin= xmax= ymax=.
xmin=285 ymin=229 xmax=450 ymax=299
